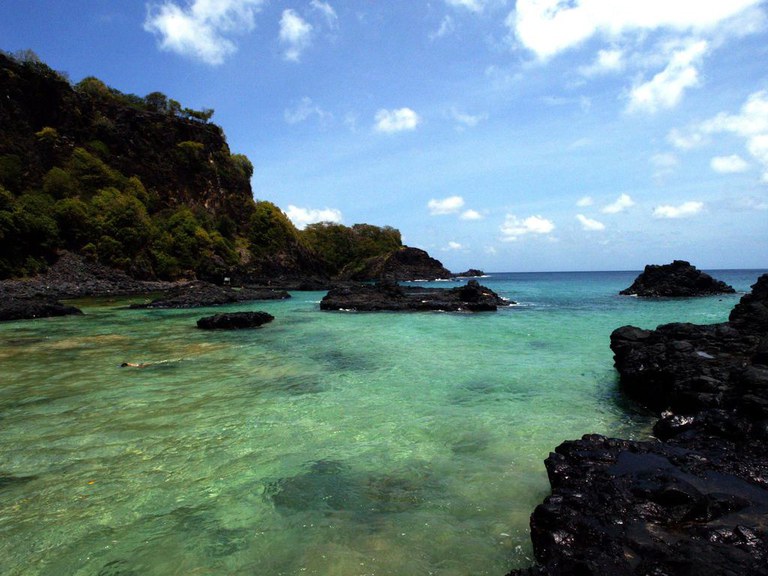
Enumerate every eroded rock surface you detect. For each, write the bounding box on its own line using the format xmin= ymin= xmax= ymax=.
xmin=620 ymin=260 xmax=735 ymax=297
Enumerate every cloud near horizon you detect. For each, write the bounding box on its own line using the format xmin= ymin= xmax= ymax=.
xmin=428 ymin=195 xmax=465 ymax=215
xmin=576 ymin=214 xmax=606 ymax=231
xmin=500 ymin=214 xmax=555 ymax=241
xmin=652 ymin=200 xmax=704 ymax=218
xmin=602 ymin=193 xmax=635 ymax=214
xmin=285 ymin=205 xmax=343 ymax=229
xmin=144 ymin=0 xmax=264 ymax=65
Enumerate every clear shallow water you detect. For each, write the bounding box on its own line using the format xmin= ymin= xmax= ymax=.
xmin=0 ymin=269 xmax=764 ymax=576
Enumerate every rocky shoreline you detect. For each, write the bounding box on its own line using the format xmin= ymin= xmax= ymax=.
xmin=510 ymin=274 xmax=768 ymax=576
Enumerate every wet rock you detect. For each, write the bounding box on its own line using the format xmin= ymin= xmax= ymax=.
xmin=320 ymin=279 xmax=511 ymax=312
xmin=196 ymin=311 xmax=274 ymax=330
xmin=620 ymin=260 xmax=736 ymax=297
xmin=510 ymin=274 xmax=768 ymax=576
xmin=0 ymin=298 xmax=83 ymax=322
xmin=129 ymin=281 xmax=289 ymax=309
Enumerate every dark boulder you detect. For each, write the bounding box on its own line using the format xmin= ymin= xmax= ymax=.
xmin=510 ymin=274 xmax=768 ymax=576
xmin=320 ymin=279 xmax=511 ymax=312
xmin=620 ymin=260 xmax=735 ymax=297
xmin=0 ymin=297 xmax=83 ymax=322
xmin=129 ymin=281 xmax=289 ymax=309
xmin=338 ymin=247 xmax=452 ymax=281
xmin=196 ymin=311 xmax=275 ymax=330
xmin=453 ymin=268 xmax=485 ymax=277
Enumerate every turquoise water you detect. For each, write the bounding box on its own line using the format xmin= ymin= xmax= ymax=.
xmin=0 ymin=270 xmax=764 ymax=576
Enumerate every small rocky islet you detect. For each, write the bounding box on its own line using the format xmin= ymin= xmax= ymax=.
xmin=620 ymin=260 xmax=736 ymax=297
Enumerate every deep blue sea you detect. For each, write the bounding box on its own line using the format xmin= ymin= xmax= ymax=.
xmin=0 ymin=269 xmax=765 ymax=575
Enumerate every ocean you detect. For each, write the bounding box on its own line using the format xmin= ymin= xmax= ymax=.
xmin=0 ymin=269 xmax=764 ymax=576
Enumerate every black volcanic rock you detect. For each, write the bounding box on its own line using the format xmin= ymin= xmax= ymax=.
xmin=453 ymin=268 xmax=485 ymax=278
xmin=0 ymin=297 xmax=83 ymax=322
xmin=196 ymin=311 xmax=274 ymax=330
xmin=320 ymin=279 xmax=511 ymax=312
xmin=339 ymin=247 xmax=452 ymax=281
xmin=510 ymin=274 xmax=768 ymax=576
xmin=620 ymin=260 xmax=735 ymax=297
xmin=129 ymin=281 xmax=289 ymax=309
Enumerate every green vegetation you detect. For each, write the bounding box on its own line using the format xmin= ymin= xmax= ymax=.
xmin=0 ymin=50 xmax=402 ymax=281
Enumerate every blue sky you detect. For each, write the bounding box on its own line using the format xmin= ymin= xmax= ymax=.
xmin=3 ymin=0 xmax=768 ymax=272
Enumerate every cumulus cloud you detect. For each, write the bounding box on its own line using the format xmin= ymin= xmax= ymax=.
xmin=627 ymin=40 xmax=708 ymax=113
xmin=375 ymin=108 xmax=421 ymax=133
xmin=280 ymin=9 xmax=313 ymax=61
xmin=284 ymin=97 xmax=332 ymax=125
xmin=711 ymin=155 xmax=749 ymax=174
xmin=602 ymin=193 xmax=635 ymax=214
xmin=285 ymin=205 xmax=343 ymax=229
xmin=670 ymin=90 xmax=768 ymax=180
xmin=576 ymin=214 xmax=606 ymax=231
xmin=576 ymin=195 xmax=594 ymax=207
xmin=653 ymin=201 xmax=704 ymax=218
xmin=460 ymin=209 xmax=484 ymax=220
xmin=500 ymin=214 xmax=555 ymax=241
xmin=579 ymin=48 xmax=625 ymax=76
xmin=509 ymin=0 xmax=760 ymax=60
xmin=445 ymin=241 xmax=464 ymax=251
xmin=144 ymin=0 xmax=264 ymax=65
xmin=428 ymin=196 xmax=465 ymax=215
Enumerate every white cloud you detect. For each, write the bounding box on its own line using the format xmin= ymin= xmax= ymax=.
xmin=374 ymin=108 xmax=421 ymax=133
xmin=509 ymin=0 xmax=761 ymax=60
xmin=576 ymin=195 xmax=594 ymax=207
xmin=284 ymin=97 xmax=332 ymax=125
xmin=428 ymin=196 xmax=465 ymax=215
xmin=431 ymin=16 xmax=455 ymax=39
xmin=144 ymin=0 xmax=264 ymax=65
xmin=450 ymin=108 xmax=488 ymax=129
xmin=500 ymin=214 xmax=555 ymax=241
xmin=460 ymin=209 xmax=484 ymax=221
xmin=446 ymin=241 xmax=464 ymax=251
xmin=627 ymin=40 xmax=708 ymax=114
xmin=670 ymin=90 xmax=768 ymax=180
xmin=602 ymin=193 xmax=635 ymax=214
xmin=445 ymin=0 xmax=485 ymax=13
xmin=711 ymin=155 xmax=749 ymax=174
xmin=310 ymin=0 xmax=338 ymax=28
xmin=734 ymin=196 xmax=768 ymax=211
xmin=285 ymin=205 xmax=343 ymax=229
xmin=280 ymin=9 xmax=313 ymax=62
xmin=579 ymin=48 xmax=625 ymax=76
xmin=653 ymin=201 xmax=704 ymax=218
xmin=576 ymin=214 xmax=606 ymax=231
xmin=651 ymin=152 xmax=679 ymax=178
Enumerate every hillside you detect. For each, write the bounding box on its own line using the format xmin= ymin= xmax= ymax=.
xmin=0 ymin=50 xmax=415 ymax=283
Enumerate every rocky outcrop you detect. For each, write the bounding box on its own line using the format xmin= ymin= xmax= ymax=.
xmin=196 ymin=311 xmax=274 ymax=329
xmin=339 ymin=247 xmax=453 ymax=281
xmin=453 ymin=268 xmax=485 ymax=278
xmin=129 ymin=281 xmax=289 ymax=309
xmin=320 ymin=279 xmax=511 ymax=312
xmin=510 ymin=274 xmax=768 ymax=576
xmin=0 ymin=297 xmax=83 ymax=322
xmin=620 ymin=260 xmax=735 ymax=297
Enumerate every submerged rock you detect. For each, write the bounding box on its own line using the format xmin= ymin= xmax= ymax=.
xmin=196 ymin=311 xmax=274 ymax=330
xmin=129 ymin=281 xmax=289 ymax=309
xmin=0 ymin=298 xmax=83 ymax=322
xmin=511 ymin=274 xmax=768 ymax=576
xmin=320 ymin=279 xmax=511 ymax=312
xmin=620 ymin=260 xmax=736 ymax=297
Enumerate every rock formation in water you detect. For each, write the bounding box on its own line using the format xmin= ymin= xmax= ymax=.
xmin=338 ymin=247 xmax=453 ymax=282
xmin=510 ymin=274 xmax=768 ymax=576
xmin=196 ymin=311 xmax=275 ymax=329
xmin=620 ymin=260 xmax=735 ymax=297
xmin=320 ymin=279 xmax=511 ymax=312
xmin=129 ymin=281 xmax=289 ymax=309
xmin=0 ymin=297 xmax=83 ymax=322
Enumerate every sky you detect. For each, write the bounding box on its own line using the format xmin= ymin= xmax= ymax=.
xmin=2 ymin=0 xmax=768 ymax=272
